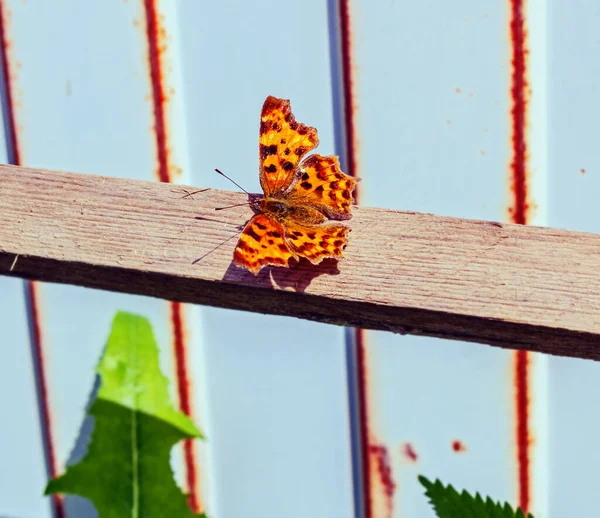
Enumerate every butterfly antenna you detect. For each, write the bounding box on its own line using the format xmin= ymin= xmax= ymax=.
xmin=192 ymin=230 xmax=241 ymax=265
xmin=215 ymin=202 xmax=251 ymax=211
xmin=215 ymin=168 xmax=251 ymax=195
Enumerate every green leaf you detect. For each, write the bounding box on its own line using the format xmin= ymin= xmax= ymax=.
xmin=45 ymin=311 xmax=206 ymax=518
xmin=418 ymin=476 xmax=534 ymax=518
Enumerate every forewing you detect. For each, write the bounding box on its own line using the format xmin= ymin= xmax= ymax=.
xmin=288 ymin=154 xmax=358 ymax=220
xmin=233 ymin=213 xmax=298 ymax=275
xmin=259 ymin=96 xmax=319 ymax=196
xmin=285 ymin=222 xmax=350 ymax=265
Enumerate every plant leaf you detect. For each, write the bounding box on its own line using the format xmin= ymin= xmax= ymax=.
xmin=45 ymin=311 xmax=206 ymax=518
xmin=418 ymin=476 xmax=534 ymax=518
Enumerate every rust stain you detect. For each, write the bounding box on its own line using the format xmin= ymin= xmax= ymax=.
xmin=142 ymin=0 xmax=200 ymax=512
xmin=356 ymin=331 xmax=397 ymax=518
xmin=27 ymin=282 xmax=65 ymax=518
xmin=451 ymin=440 xmax=467 ymax=453
xmin=142 ymin=0 xmax=181 ymax=183
xmin=368 ymin=443 xmax=396 ymax=518
xmin=514 ymin=349 xmax=531 ymax=514
xmin=355 ymin=329 xmax=373 ymax=518
xmin=0 ymin=5 xmax=20 ymax=164
xmin=508 ymin=0 xmax=532 ymax=514
xmin=338 ymin=0 xmax=360 ymax=194
xmin=401 ymin=442 xmax=418 ymax=462
xmin=508 ymin=0 xmax=530 ymax=226
xmin=169 ymin=301 xmax=201 ymax=512
xmin=338 ymin=2 xmax=379 ymax=516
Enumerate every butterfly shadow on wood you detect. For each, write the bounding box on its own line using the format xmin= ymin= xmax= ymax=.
xmin=221 ymin=256 xmax=341 ymax=293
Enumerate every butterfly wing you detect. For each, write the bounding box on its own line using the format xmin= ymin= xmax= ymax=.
xmin=259 ymin=96 xmax=319 ymax=197
xmin=284 ymin=221 xmax=349 ymax=265
xmin=287 ymin=154 xmax=358 ymax=220
xmin=233 ymin=213 xmax=299 ymax=275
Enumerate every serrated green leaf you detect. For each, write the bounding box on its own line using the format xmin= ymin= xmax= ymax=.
xmin=45 ymin=311 xmax=206 ymax=518
xmin=418 ymin=475 xmax=534 ymax=518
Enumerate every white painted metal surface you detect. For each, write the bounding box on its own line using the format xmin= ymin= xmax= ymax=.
xmin=1 ymin=1 xmax=598 ymax=517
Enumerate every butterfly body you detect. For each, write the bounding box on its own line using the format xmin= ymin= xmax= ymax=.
xmin=258 ymin=197 xmax=327 ymax=225
xmin=233 ymin=96 xmax=358 ymax=275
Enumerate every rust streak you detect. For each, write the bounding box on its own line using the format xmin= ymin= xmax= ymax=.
xmin=402 ymin=442 xmax=418 ymax=462
xmin=339 ymin=0 xmax=358 ymax=189
xmin=0 ymin=2 xmax=20 ymax=165
xmin=170 ymin=301 xmax=200 ymax=512
xmin=509 ymin=0 xmax=529 ymax=225
xmin=27 ymin=282 xmax=65 ymax=518
xmin=143 ymin=0 xmax=171 ymax=183
xmin=355 ymin=329 xmax=373 ymax=518
xmin=338 ymin=2 xmax=375 ymax=516
xmin=509 ymin=0 xmax=531 ymax=513
xmin=369 ymin=443 xmax=396 ymax=518
xmin=514 ymin=349 xmax=530 ymax=513
xmin=143 ymin=0 xmax=200 ymax=511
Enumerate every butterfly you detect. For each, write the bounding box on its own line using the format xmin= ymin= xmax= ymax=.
xmin=232 ymin=96 xmax=358 ymax=275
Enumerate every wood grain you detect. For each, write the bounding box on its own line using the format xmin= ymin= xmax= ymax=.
xmin=1 ymin=164 xmax=599 ymax=360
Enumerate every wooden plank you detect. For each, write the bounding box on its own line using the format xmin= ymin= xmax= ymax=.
xmin=1 ymin=164 xmax=599 ymax=359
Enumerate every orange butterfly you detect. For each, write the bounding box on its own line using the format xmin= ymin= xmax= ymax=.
xmin=233 ymin=96 xmax=358 ymax=275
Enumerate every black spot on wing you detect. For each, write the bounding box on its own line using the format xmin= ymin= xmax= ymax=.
xmin=246 ymin=227 xmax=261 ymax=242
xmin=260 ymin=144 xmax=278 ymax=160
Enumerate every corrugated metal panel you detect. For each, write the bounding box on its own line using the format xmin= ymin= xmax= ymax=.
xmin=1 ymin=0 xmax=599 ymax=517
xmin=0 ymin=1 xmax=197 ymax=516
xmin=0 ymin=1 xmax=355 ymax=517
xmin=347 ymin=0 xmax=545 ymax=516
xmin=176 ymin=1 xmax=355 ymax=516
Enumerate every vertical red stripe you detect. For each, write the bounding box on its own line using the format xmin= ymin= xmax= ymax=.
xmin=338 ymin=2 xmax=377 ymax=516
xmin=144 ymin=0 xmax=171 ymax=183
xmin=338 ymin=0 xmax=358 ymax=189
xmin=27 ymin=283 xmax=65 ymax=518
xmin=170 ymin=302 xmax=199 ymax=512
xmin=514 ymin=350 xmax=530 ymax=513
xmin=509 ymin=0 xmax=529 ymax=226
xmin=142 ymin=0 xmax=200 ymax=511
xmin=0 ymin=3 xmax=19 ymax=165
xmin=338 ymin=1 xmax=373 ymax=516
xmin=355 ymin=329 xmax=373 ymax=518
xmin=509 ymin=0 xmax=531 ymax=513
xmin=0 ymin=4 xmax=64 ymax=517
